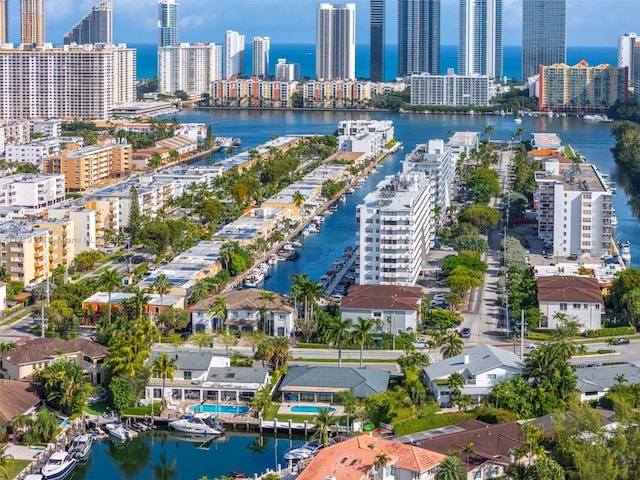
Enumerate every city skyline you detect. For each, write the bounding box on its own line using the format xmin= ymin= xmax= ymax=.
xmin=0 ymin=0 xmax=636 ymax=48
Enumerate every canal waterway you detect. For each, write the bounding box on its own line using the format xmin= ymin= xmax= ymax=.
xmin=165 ymin=109 xmax=639 ymax=294
xmin=69 ymin=431 xmax=305 ymax=480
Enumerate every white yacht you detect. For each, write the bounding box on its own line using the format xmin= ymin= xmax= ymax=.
xmin=620 ymin=241 xmax=632 ymax=265
xmin=69 ymin=433 xmax=93 ymax=460
xmin=41 ymin=452 xmax=77 ymax=480
xmin=104 ymin=423 xmax=131 ymax=442
xmin=283 ymin=439 xmax=335 ymax=462
xmin=169 ymin=412 xmax=224 ymax=435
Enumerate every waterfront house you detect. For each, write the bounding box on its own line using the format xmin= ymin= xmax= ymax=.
xmin=339 ymin=285 xmax=423 ymax=335
xmin=278 ymin=365 xmax=390 ymax=402
xmin=191 ymin=288 xmax=295 ymax=336
xmin=0 ymin=380 xmax=41 ymax=422
xmin=575 ymin=364 xmax=640 ymax=402
xmin=421 ymin=344 xmax=524 ymax=406
xmin=297 ymin=435 xmax=445 ymax=480
xmin=414 ymin=420 xmax=526 ymax=480
xmin=82 ymin=291 xmax=186 ymax=322
xmin=0 ymin=338 xmax=108 ymax=385
xmin=144 ymin=347 xmax=270 ymax=404
xmin=155 ymin=135 xmax=197 ymax=156
xmin=536 ymin=276 xmax=603 ymax=331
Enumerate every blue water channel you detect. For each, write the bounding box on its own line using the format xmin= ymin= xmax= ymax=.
xmin=166 ymin=109 xmax=638 ymax=294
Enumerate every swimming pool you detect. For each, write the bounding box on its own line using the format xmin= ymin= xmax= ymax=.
xmin=290 ymin=405 xmax=336 ymax=414
xmin=189 ymin=405 xmax=250 ymax=414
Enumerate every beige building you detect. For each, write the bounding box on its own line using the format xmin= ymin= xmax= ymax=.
xmin=43 ymin=139 xmax=132 ymax=192
xmin=0 ymin=221 xmax=49 ymax=284
xmin=84 ymin=198 xmax=120 ymax=245
xmin=32 ymin=218 xmax=76 ymax=273
xmin=47 ymin=206 xmax=97 ymax=253
xmin=210 ymin=77 xmax=299 ymax=108
xmin=20 ymin=0 xmax=45 ymax=45
xmin=0 ymin=120 xmax=30 ymax=155
xmin=0 ymin=337 xmax=108 ymax=385
xmin=538 ymin=61 xmax=628 ymax=112
xmin=0 ymin=43 xmax=136 ymax=120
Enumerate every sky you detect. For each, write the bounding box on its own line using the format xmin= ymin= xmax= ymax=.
xmin=4 ymin=0 xmax=639 ymax=47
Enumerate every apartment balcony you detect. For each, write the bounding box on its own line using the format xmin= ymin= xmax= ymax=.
xmin=48 ymin=245 xmax=54 ymax=253
xmin=62 ymin=249 xmax=68 ymax=256
xmin=9 ymin=247 xmax=22 ymax=253
xmin=9 ymin=257 xmax=23 ymax=262
xmin=10 ymin=267 xmax=22 ymax=273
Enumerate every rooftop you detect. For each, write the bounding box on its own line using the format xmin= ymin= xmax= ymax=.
xmin=341 ymin=285 xmax=423 ymax=311
xmin=535 ymin=162 xmax=610 ymax=193
xmin=0 ymin=338 xmax=108 ymax=365
xmin=279 ymin=365 xmax=390 ymax=397
xmin=362 ymin=172 xmax=429 ymax=211
xmin=297 ymin=436 xmax=445 ymax=480
xmin=192 ymin=288 xmax=294 ymax=314
xmin=423 ymin=344 xmax=525 ymax=380
xmin=533 ymin=262 xmax=622 ymax=286
xmin=575 ymin=364 xmax=640 ymax=393
xmin=531 ymin=132 xmax=562 ymax=149
xmin=0 ymin=380 xmax=41 ymax=422
xmin=536 ymin=275 xmax=603 ymax=303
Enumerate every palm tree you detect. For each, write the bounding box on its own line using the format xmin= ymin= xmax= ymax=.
xmin=439 ymin=333 xmax=464 ymax=359
xmin=100 ymin=269 xmax=122 ymax=325
xmin=484 ymin=125 xmax=495 ymax=143
xmin=435 ymin=453 xmax=466 ymax=480
xmin=292 ymin=190 xmax=305 ymax=216
xmin=208 ymin=296 xmax=227 ymax=333
xmin=352 ymin=317 xmax=375 ymax=368
xmin=374 ymin=453 xmax=391 ymax=479
xmin=152 ymin=274 xmax=172 ymax=310
xmin=0 ymin=445 xmax=13 ymax=480
xmin=462 ymin=442 xmax=475 ymax=473
xmin=258 ymin=290 xmax=276 ymax=335
xmin=151 ymin=353 xmax=178 ymax=407
xmin=189 ymin=331 xmax=214 ymax=352
xmin=313 ymin=407 xmax=335 ymax=446
xmin=614 ymin=373 xmax=628 ymax=385
xmin=325 ymin=317 xmax=353 ymax=367
xmin=219 ymin=329 xmax=239 ymax=354
xmin=447 ymin=372 xmax=466 ymax=408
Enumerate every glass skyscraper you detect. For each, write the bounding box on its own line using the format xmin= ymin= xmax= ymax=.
xmin=316 ymin=3 xmax=356 ymax=81
xmin=458 ymin=0 xmax=502 ymax=78
xmin=64 ymin=0 xmax=113 ymax=46
xmin=370 ymin=0 xmax=384 ymax=82
xmin=397 ymin=0 xmax=440 ymax=77
xmin=158 ymin=0 xmax=179 ymax=48
xmin=522 ymin=0 xmax=566 ymax=80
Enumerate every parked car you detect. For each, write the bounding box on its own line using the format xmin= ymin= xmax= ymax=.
xmin=614 ymin=338 xmax=630 ymax=345
xmin=527 ymin=343 xmax=539 ymax=349
xmin=460 ymin=328 xmax=471 ymax=338
xmin=432 ymin=294 xmax=447 ymax=302
xmin=440 ymin=245 xmax=455 ymax=251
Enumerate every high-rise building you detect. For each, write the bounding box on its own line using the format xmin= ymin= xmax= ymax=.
xmin=398 ymin=0 xmax=440 ymax=77
xmin=252 ymin=36 xmax=271 ymax=78
xmin=619 ymin=32 xmax=638 ymax=85
xmin=356 ymin=171 xmax=434 ymax=286
xmin=458 ymin=0 xmax=502 ymax=78
xmin=0 ymin=44 xmax=136 ymax=120
xmin=21 ymin=0 xmax=45 ymax=45
xmin=410 ymin=70 xmax=497 ymax=106
xmin=370 ymin=0 xmax=384 ymax=81
xmin=224 ymin=30 xmax=245 ymax=78
xmin=0 ymin=0 xmax=7 ymax=44
xmin=158 ymin=0 xmax=179 ymax=48
xmin=316 ymin=3 xmax=356 ymax=81
xmin=275 ymin=58 xmax=300 ymax=81
xmin=538 ymin=61 xmax=628 ymax=112
xmin=64 ymin=0 xmax=113 ymax=46
xmin=158 ymin=43 xmax=222 ymax=97
xmin=522 ymin=0 xmax=566 ymax=80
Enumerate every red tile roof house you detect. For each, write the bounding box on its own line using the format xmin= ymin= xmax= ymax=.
xmin=0 ymin=379 xmax=41 ymax=423
xmin=413 ymin=419 xmax=527 ymax=480
xmin=296 ymin=435 xmax=445 ymax=480
xmin=0 ymin=338 xmax=108 ymax=386
xmin=340 ymin=285 xmax=424 ymax=336
xmin=536 ymin=276 xmax=603 ymax=331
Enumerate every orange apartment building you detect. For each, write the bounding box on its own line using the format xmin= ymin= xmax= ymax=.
xmin=42 ymin=138 xmax=132 ymax=192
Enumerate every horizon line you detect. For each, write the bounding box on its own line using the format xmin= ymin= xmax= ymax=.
xmin=125 ymin=42 xmax=615 ymax=49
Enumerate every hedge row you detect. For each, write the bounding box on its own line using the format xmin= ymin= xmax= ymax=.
xmin=585 ymin=326 xmax=636 ymax=338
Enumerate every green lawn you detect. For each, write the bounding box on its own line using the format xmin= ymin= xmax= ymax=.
xmin=6 ymin=459 xmax=30 ymax=479
xmin=394 ymin=411 xmax=471 ymax=436
xmin=83 ymin=401 xmax=110 ymax=415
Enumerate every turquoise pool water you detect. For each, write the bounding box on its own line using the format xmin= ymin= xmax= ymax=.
xmin=189 ymin=404 xmax=250 ymax=414
xmin=290 ymin=405 xmax=336 ymax=414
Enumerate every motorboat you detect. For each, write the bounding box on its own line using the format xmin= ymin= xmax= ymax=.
xmin=244 ymin=269 xmax=265 ymax=288
xmin=68 ymin=433 xmax=93 ymax=460
xmin=41 ymin=452 xmax=77 ymax=480
xmin=268 ymin=254 xmax=278 ymax=266
xmin=513 ymin=117 xmax=522 ymax=124
xmin=104 ymin=423 xmax=132 ymax=442
xmin=283 ymin=439 xmax=335 ymax=462
xmin=169 ymin=412 xmax=224 ymax=435
xmin=620 ymin=241 xmax=631 ymax=265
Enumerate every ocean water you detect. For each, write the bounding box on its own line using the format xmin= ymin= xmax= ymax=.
xmin=133 ymin=43 xmax=618 ymax=82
